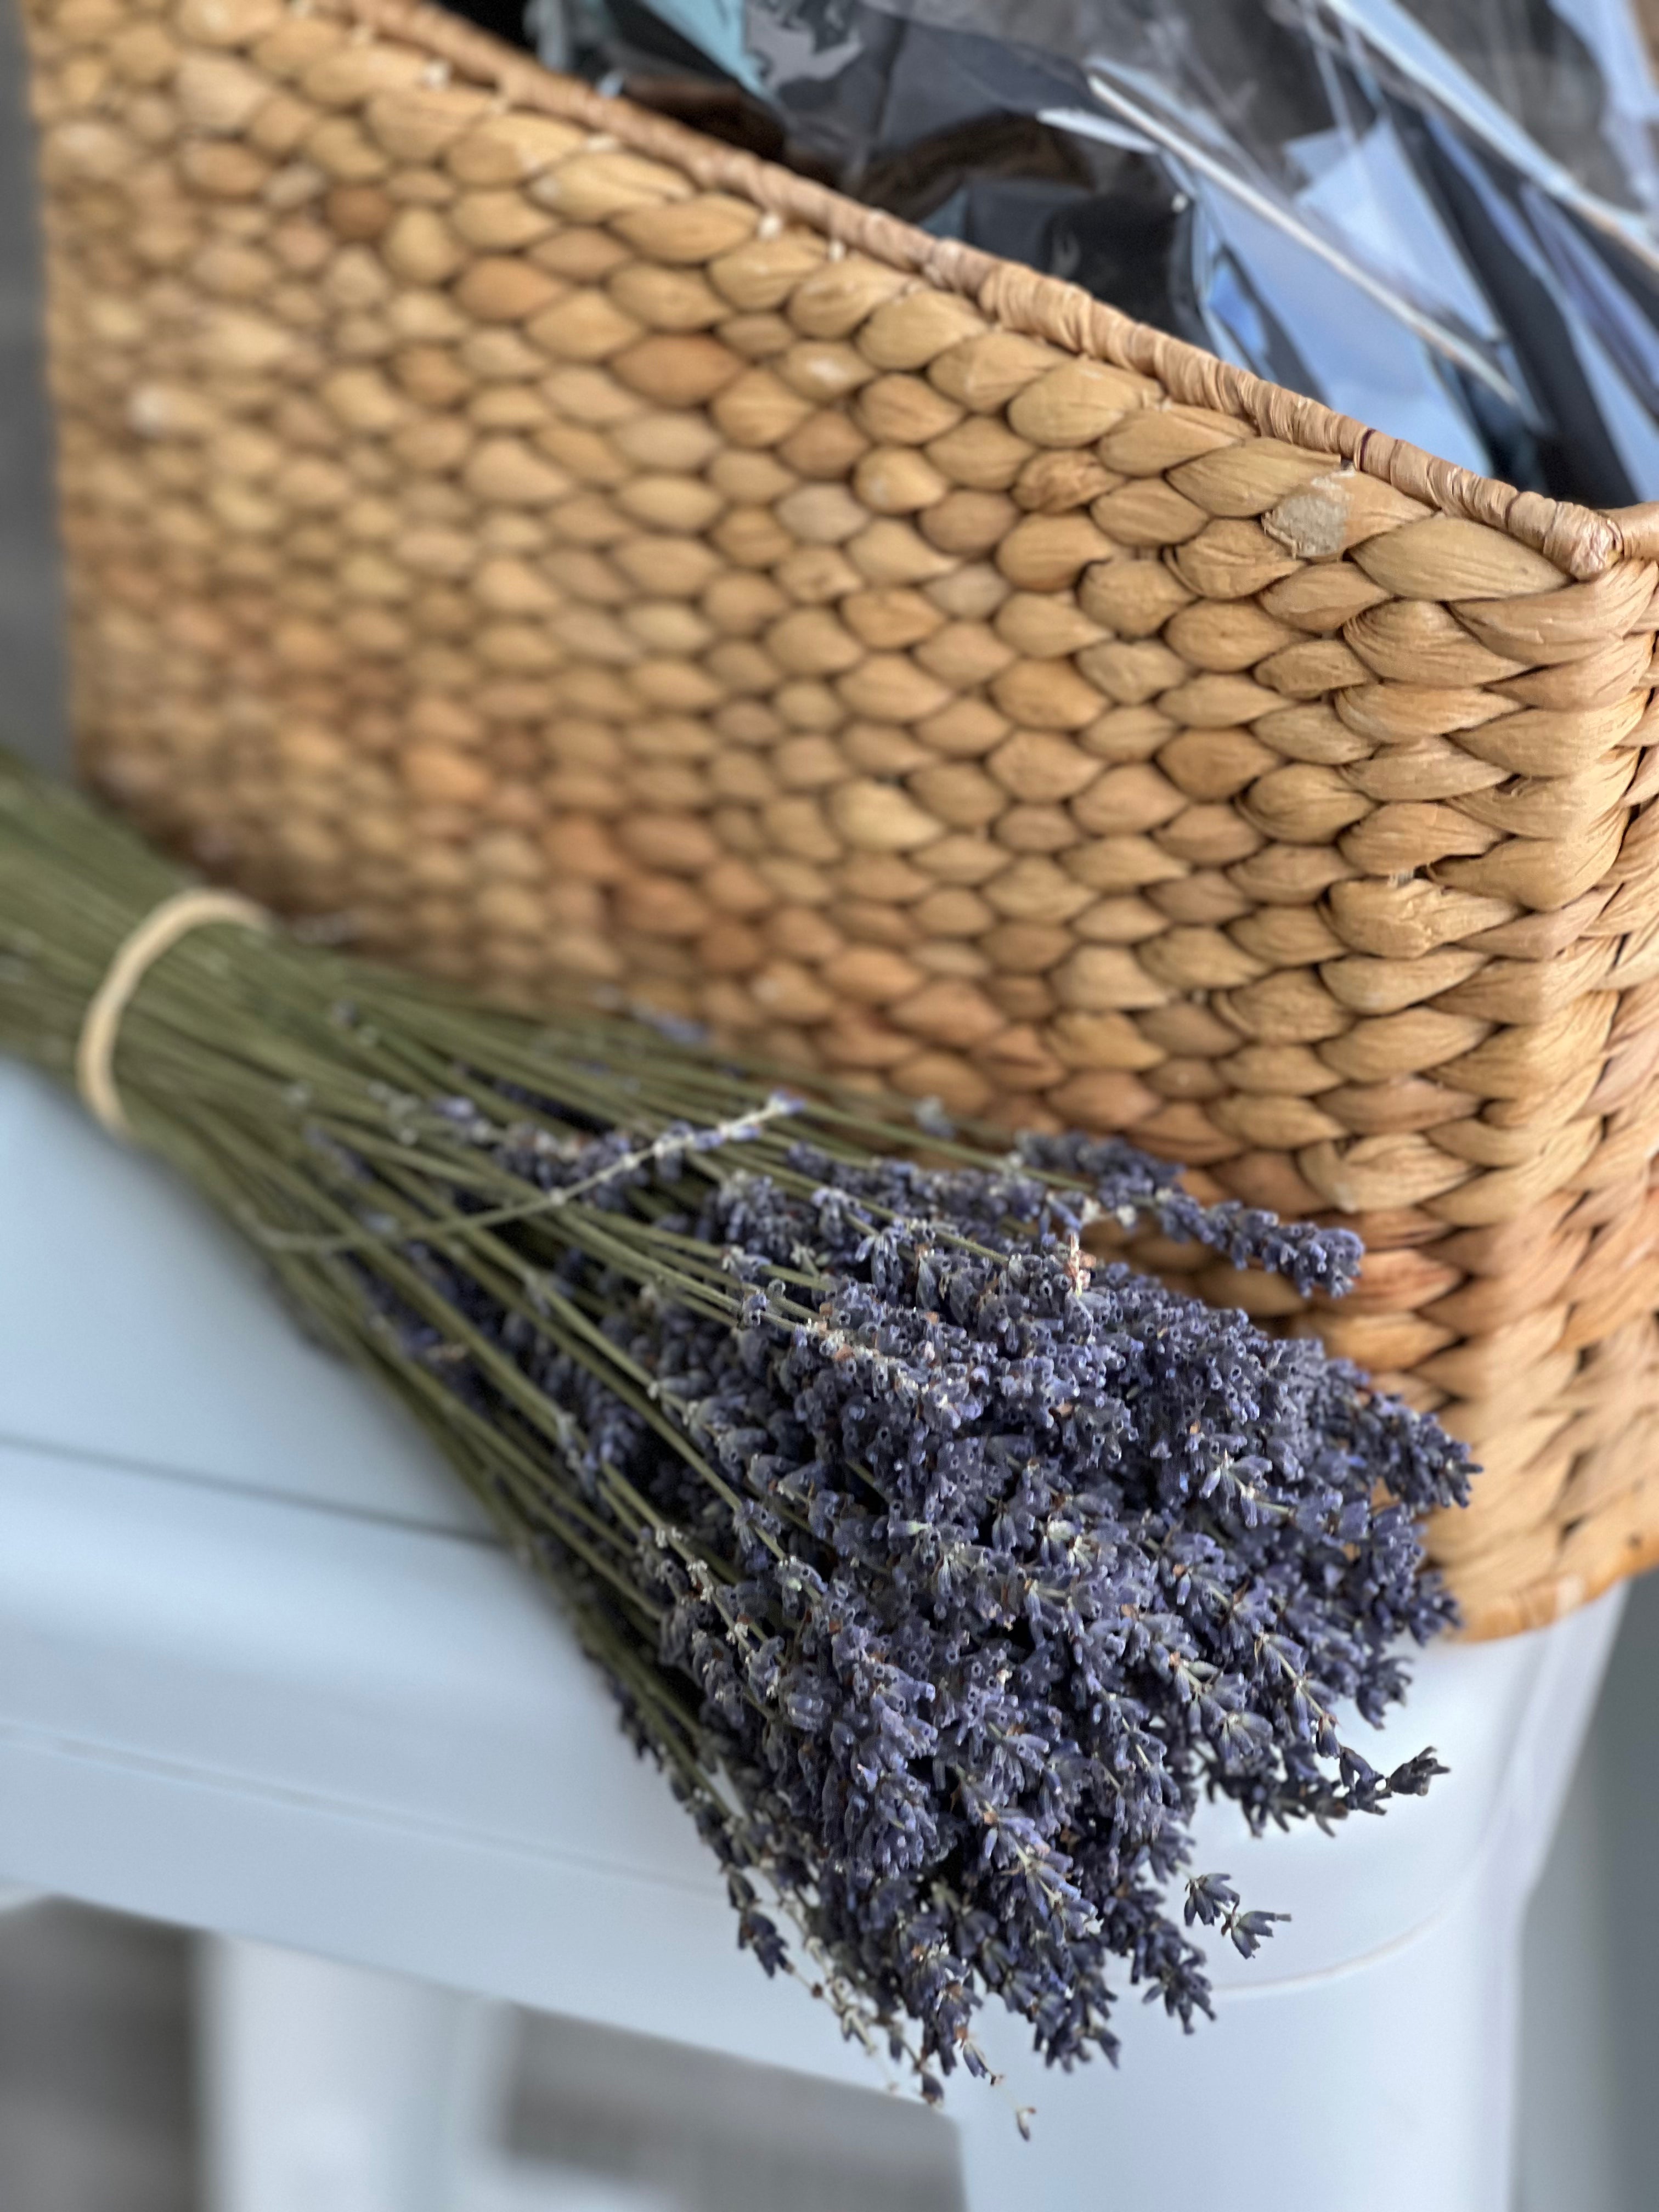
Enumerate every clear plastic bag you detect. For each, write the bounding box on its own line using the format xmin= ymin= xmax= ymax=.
xmin=450 ymin=0 xmax=1659 ymax=505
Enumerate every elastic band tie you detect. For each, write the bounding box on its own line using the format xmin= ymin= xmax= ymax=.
xmin=76 ymin=887 xmax=270 ymax=1141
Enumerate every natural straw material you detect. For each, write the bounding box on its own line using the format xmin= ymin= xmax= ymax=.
xmin=75 ymin=884 xmax=268 ymax=1135
xmin=20 ymin=0 xmax=1659 ymax=1638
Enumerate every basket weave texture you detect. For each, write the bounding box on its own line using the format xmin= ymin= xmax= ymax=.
xmin=23 ymin=0 xmax=1659 ymax=1638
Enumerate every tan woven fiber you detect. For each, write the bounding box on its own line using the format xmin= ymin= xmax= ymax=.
xmin=23 ymin=0 xmax=1659 ymax=1638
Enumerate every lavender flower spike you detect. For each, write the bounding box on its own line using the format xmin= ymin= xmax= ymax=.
xmin=361 ymin=1117 xmax=1470 ymax=2085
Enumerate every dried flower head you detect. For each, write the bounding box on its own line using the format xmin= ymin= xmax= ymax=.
xmin=346 ymin=1111 xmax=1469 ymax=2086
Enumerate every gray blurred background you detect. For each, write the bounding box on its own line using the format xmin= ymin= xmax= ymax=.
xmin=1 ymin=2 xmax=1657 ymax=2205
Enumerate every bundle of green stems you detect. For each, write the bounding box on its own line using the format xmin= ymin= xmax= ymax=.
xmin=0 ymin=752 xmax=1466 ymax=2095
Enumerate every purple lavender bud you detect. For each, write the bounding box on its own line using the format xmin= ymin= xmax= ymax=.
xmin=329 ymin=1080 xmax=1470 ymax=2086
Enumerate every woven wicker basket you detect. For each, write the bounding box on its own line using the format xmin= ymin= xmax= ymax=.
xmin=23 ymin=0 xmax=1659 ymax=1638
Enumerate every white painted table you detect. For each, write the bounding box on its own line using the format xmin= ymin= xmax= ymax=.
xmin=0 ymin=1060 xmax=1626 ymax=2210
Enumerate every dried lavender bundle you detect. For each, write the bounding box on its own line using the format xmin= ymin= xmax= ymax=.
xmin=0 ymin=755 xmax=1471 ymax=2097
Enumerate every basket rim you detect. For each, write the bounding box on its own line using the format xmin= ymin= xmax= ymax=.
xmin=325 ymin=0 xmax=1659 ymax=585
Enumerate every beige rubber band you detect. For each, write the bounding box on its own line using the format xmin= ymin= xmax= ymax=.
xmin=75 ymin=887 xmax=270 ymax=1140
